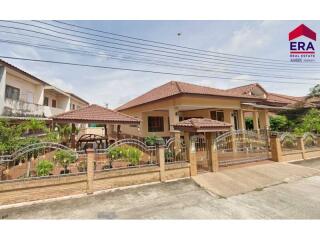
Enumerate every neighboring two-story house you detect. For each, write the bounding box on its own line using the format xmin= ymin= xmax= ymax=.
xmin=0 ymin=59 xmax=89 ymax=121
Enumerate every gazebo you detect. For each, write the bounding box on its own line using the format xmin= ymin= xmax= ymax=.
xmin=52 ymin=104 xmax=141 ymax=149
xmin=173 ymin=118 xmax=232 ymax=174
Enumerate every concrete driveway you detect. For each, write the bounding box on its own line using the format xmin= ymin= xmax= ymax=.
xmin=193 ymin=161 xmax=320 ymax=197
xmin=1 ymin=160 xmax=320 ymax=219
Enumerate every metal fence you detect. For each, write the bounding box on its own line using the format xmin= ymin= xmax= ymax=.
xmin=94 ymin=138 xmax=157 ymax=172
xmin=0 ymin=142 xmax=87 ymax=182
xmin=280 ymin=133 xmax=300 ymax=152
xmin=303 ymin=132 xmax=319 ymax=150
xmin=164 ymin=137 xmax=187 ymax=164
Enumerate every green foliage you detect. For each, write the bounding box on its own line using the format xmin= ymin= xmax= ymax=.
xmin=245 ymin=117 xmax=253 ymax=130
xmin=307 ymin=84 xmax=320 ymax=98
xmin=281 ymin=137 xmax=295 ymax=149
xmin=107 ymin=146 xmax=142 ymax=166
xmin=36 ymin=160 xmax=54 ymax=176
xmin=21 ymin=118 xmax=48 ymax=134
xmin=165 ymin=149 xmax=173 ymax=160
xmin=44 ymin=132 xmax=59 ymax=143
xmin=0 ymin=119 xmax=23 ymax=154
xmin=294 ymin=109 xmax=320 ymax=134
xmin=54 ymin=150 xmax=76 ymax=173
xmin=144 ymin=135 xmax=165 ymax=146
xmin=269 ymin=115 xmax=289 ymax=132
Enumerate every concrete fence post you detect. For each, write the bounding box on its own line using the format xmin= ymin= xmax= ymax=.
xmin=270 ymin=135 xmax=282 ymax=162
xmin=189 ymin=137 xmax=197 ymax=176
xmin=297 ymin=137 xmax=306 ymax=160
xmin=211 ymin=140 xmax=219 ymax=172
xmin=157 ymin=145 xmax=166 ymax=182
xmin=86 ymin=148 xmax=95 ymax=194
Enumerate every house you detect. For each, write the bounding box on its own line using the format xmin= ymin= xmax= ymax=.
xmin=115 ymin=81 xmax=302 ymax=139
xmin=0 ymin=59 xmax=89 ymax=121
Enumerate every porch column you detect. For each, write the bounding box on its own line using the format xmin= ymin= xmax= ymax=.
xmin=223 ymin=109 xmax=233 ymax=128
xmin=239 ymin=109 xmax=246 ymax=130
xmin=169 ymin=107 xmax=180 ymax=133
xmin=174 ymin=131 xmax=181 ymax=153
xmin=71 ymin=123 xmax=76 ymax=149
xmin=258 ymin=110 xmax=270 ymax=130
xmin=253 ymin=111 xmax=259 ymax=133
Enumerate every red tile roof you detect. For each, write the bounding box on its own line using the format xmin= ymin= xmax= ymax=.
xmin=173 ymin=118 xmax=232 ymax=132
xmin=116 ymin=81 xmax=263 ymax=111
xmin=225 ymin=83 xmax=267 ymax=96
xmin=52 ymin=104 xmax=140 ymax=124
xmin=266 ymin=93 xmax=304 ymax=105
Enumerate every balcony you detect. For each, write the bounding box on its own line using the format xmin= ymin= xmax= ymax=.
xmin=3 ymin=98 xmax=64 ymax=118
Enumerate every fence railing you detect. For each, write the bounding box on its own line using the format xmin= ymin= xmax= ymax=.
xmin=94 ymin=139 xmax=157 ymax=172
xmin=164 ymin=137 xmax=187 ymax=164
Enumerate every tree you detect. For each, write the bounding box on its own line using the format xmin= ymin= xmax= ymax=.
xmin=307 ymin=84 xmax=320 ymax=99
xmin=294 ymin=108 xmax=320 ymax=134
xmin=269 ymin=115 xmax=289 ymax=132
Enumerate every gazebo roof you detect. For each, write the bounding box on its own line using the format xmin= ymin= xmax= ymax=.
xmin=52 ymin=104 xmax=140 ymax=124
xmin=173 ymin=118 xmax=232 ymax=132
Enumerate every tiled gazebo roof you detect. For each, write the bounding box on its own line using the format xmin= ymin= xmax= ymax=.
xmin=173 ymin=118 xmax=232 ymax=132
xmin=52 ymin=104 xmax=140 ymax=124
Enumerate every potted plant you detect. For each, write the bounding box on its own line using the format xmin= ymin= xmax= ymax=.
xmin=54 ymin=150 xmax=76 ymax=174
xmin=36 ymin=160 xmax=54 ymax=177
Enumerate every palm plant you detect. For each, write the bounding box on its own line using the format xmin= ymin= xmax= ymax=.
xmin=36 ymin=160 xmax=54 ymax=176
xmin=54 ymin=150 xmax=76 ymax=174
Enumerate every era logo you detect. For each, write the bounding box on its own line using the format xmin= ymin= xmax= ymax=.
xmin=289 ymin=24 xmax=316 ymax=62
xmin=290 ymin=42 xmax=315 ymax=51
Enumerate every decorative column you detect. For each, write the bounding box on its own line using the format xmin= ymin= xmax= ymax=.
xmin=258 ymin=110 xmax=269 ymax=130
xmin=168 ymin=107 xmax=180 ymax=133
xmin=86 ymin=148 xmax=95 ymax=194
xmin=238 ymin=109 xmax=246 ymax=130
xmin=253 ymin=111 xmax=260 ymax=133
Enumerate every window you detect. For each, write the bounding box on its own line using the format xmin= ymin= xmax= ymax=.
xmin=5 ymin=85 xmax=20 ymax=100
xmin=72 ymin=104 xmax=76 ymax=110
xmin=43 ymin=97 xmax=49 ymax=106
xmin=148 ymin=116 xmax=164 ymax=132
xmin=210 ymin=110 xmax=224 ymax=122
xmin=52 ymin=99 xmax=57 ymax=108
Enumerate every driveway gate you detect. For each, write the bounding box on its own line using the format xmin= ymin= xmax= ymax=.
xmin=215 ymin=130 xmax=270 ymax=167
xmin=191 ymin=134 xmax=210 ymax=172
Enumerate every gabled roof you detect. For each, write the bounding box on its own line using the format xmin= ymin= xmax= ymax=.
xmin=266 ymin=92 xmax=304 ymax=105
xmin=52 ymin=104 xmax=140 ymax=124
xmin=289 ymin=24 xmax=316 ymax=41
xmin=116 ymin=81 xmax=263 ymax=111
xmin=173 ymin=118 xmax=232 ymax=132
xmin=225 ymin=83 xmax=268 ymax=96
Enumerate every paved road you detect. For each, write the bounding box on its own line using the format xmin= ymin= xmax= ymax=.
xmin=1 ymin=174 xmax=320 ymax=219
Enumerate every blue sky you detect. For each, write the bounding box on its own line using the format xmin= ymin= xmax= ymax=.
xmin=1 ymin=20 xmax=319 ymax=108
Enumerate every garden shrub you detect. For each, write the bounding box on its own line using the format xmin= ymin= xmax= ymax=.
xmin=54 ymin=150 xmax=76 ymax=174
xmin=36 ymin=160 xmax=54 ymax=176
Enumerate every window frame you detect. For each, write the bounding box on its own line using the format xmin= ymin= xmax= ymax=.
xmin=5 ymin=85 xmax=20 ymax=101
xmin=148 ymin=116 xmax=164 ymax=132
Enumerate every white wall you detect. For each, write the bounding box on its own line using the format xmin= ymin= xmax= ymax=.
xmin=0 ymin=67 xmax=6 ymax=115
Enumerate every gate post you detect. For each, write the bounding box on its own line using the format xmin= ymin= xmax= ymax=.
xmin=270 ymin=135 xmax=283 ymax=162
xmin=86 ymin=148 xmax=95 ymax=194
xmin=207 ymin=132 xmax=219 ymax=172
xmin=188 ymin=135 xmax=197 ymax=176
xmin=157 ymin=145 xmax=166 ymax=182
xmin=297 ymin=137 xmax=306 ymax=160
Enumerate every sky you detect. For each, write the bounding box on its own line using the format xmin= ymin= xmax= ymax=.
xmin=0 ymin=20 xmax=319 ymax=109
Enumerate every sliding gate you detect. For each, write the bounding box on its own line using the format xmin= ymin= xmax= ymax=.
xmin=216 ymin=130 xmax=270 ymax=167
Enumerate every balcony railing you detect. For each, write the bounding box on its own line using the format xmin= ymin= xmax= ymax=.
xmin=3 ymin=98 xmax=64 ymax=118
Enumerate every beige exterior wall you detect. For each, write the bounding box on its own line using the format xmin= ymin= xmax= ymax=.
xmin=6 ymin=71 xmax=44 ymax=104
xmin=118 ymin=95 xmax=245 ymax=138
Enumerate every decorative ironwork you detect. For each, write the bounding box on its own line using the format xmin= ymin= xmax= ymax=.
xmin=216 ymin=130 xmax=269 ymax=167
xmin=280 ymin=132 xmax=299 ymax=152
xmin=164 ymin=137 xmax=187 ymax=164
xmin=0 ymin=142 xmax=86 ymax=182
xmin=302 ymin=132 xmax=318 ymax=149
xmin=94 ymin=138 xmax=157 ymax=172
